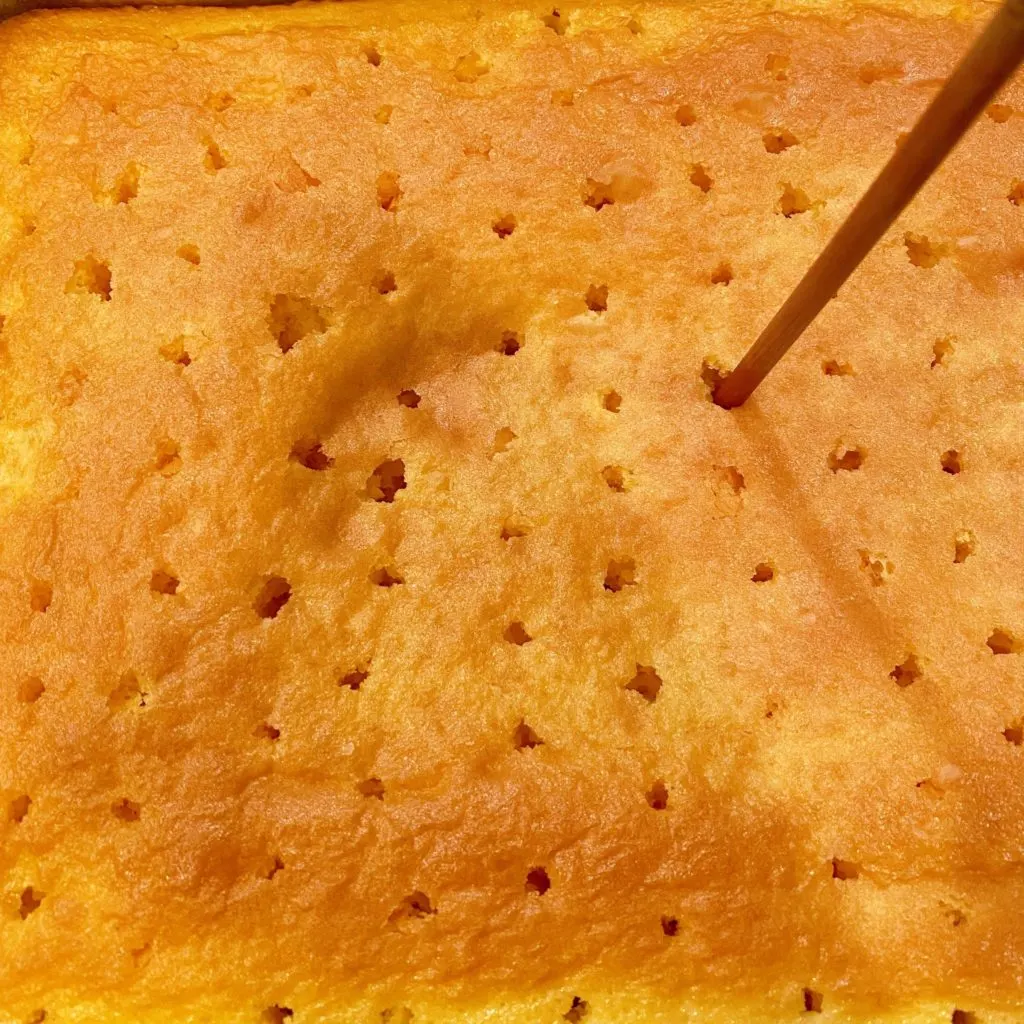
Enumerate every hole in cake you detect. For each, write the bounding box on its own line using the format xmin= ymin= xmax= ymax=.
xmin=377 ymin=171 xmax=401 ymax=212
xmin=917 ymin=764 xmax=963 ymax=798
xmin=108 ymin=672 xmax=147 ymax=709
xmin=778 ymin=183 xmax=810 ymax=217
xmin=763 ymin=128 xmax=799 ymax=154
xmin=494 ymin=427 xmax=518 ymax=453
xmin=254 ymin=577 xmax=291 ymax=619
xmin=363 ymin=43 xmax=382 ymax=66
xmin=111 ymin=797 xmax=141 ymax=823
xmin=941 ymin=448 xmax=962 ymax=475
xmin=66 ymin=256 xmax=112 ymax=300
xmin=389 ymin=890 xmax=435 ymax=922
xmin=626 ymin=16 xmax=642 ymax=34
xmin=822 ymin=358 xmax=854 ymax=377
xmin=859 ymin=550 xmax=894 ymax=587
xmin=370 ymin=566 xmax=404 ymax=588
xmin=988 ymin=628 xmax=1021 ymax=655
xmin=987 ymin=103 xmax=1013 ymax=122
xmin=675 ymin=103 xmax=697 ymax=127
xmin=582 ymin=171 xmax=646 ymax=210
xmin=1003 ymin=720 xmax=1023 ymax=746
xmin=202 ymin=137 xmax=228 ymax=173
xmin=339 ymin=665 xmax=370 ymax=690
xmin=751 ymin=562 xmax=775 ymax=583
xmin=602 ymin=390 xmax=622 ymax=412
xmin=380 ymin=1010 xmax=413 ymax=1024
xmin=110 ymin=163 xmax=140 ymax=205
xmin=601 ymin=465 xmax=630 ymax=492
xmin=1009 ymin=180 xmax=1024 ymax=206
xmin=710 ymin=262 xmax=733 ymax=286
xmin=953 ymin=529 xmax=975 ymax=564
xmin=513 ymin=719 xmax=543 ymax=749
xmin=269 ymin=294 xmax=328 ymax=353
xmin=803 ymin=989 xmax=824 ymax=1013
xmin=828 ymin=444 xmax=865 ymax=473
xmin=951 ymin=1012 xmax=977 ymax=1024
xmin=290 ymin=439 xmax=334 ymax=472
xmin=585 ymin=284 xmax=608 ymax=313
xmin=646 ymin=780 xmax=668 ymax=809
xmin=29 ymin=581 xmax=52 ymax=614
xmin=858 ymin=61 xmax=903 ymax=84
xmin=397 ymin=389 xmax=421 ymax=408
xmin=689 ymin=163 xmax=712 ymax=193
xmin=262 ymin=1006 xmax=294 ymax=1024
xmin=504 ymin=621 xmax=532 ymax=645
xmin=543 ymin=7 xmax=567 ymax=34
xmin=205 ymin=91 xmax=235 ymax=112
xmin=626 ymin=665 xmax=662 ymax=703
xmin=500 ymin=518 xmax=529 ymax=540
xmin=18 ymin=677 xmax=45 ymax=704
xmin=492 ymin=214 xmax=517 ymax=238
xmin=931 ymin=336 xmax=954 ymax=368
xmin=254 ymin=722 xmax=281 ymax=741
xmin=700 ymin=358 xmax=729 ymax=400
xmin=8 ymin=794 xmax=31 ymax=823
xmin=176 ymin=243 xmax=200 ymax=266
xmin=26 ymin=1011 xmax=46 ymax=1024
xmin=715 ymin=465 xmax=745 ymax=496
xmin=150 ymin=569 xmax=179 ymax=596
xmin=905 ymin=233 xmax=944 ymax=268
xmin=366 ymin=459 xmax=406 ymax=502
xmin=376 ymin=104 xmax=393 ymax=124
xmin=604 ymin=558 xmax=636 ymax=593
xmin=890 ymin=654 xmax=921 ymax=688
xmin=19 ymin=887 xmax=43 ymax=919
xmin=552 ymin=88 xmax=575 ymax=106
xmin=262 ymin=855 xmax=285 ymax=880
xmin=498 ymin=330 xmax=521 ymax=355
xmin=831 ymin=858 xmax=860 ymax=880
xmin=154 ymin=440 xmax=182 ymax=477
xmin=524 ymin=866 xmax=551 ymax=895
xmin=563 ymin=996 xmax=589 ymax=1022
xmin=373 ymin=270 xmax=397 ymax=295
xmin=159 ymin=337 xmax=192 ymax=366
xmin=765 ymin=53 xmax=790 ymax=79
xmin=454 ymin=52 xmax=489 ymax=82
xmin=357 ymin=777 xmax=385 ymax=799
xmin=661 ymin=915 xmax=679 ymax=936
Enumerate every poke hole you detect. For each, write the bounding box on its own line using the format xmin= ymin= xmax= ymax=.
xmin=111 ymin=797 xmax=141 ymax=823
xmin=831 ymin=858 xmax=860 ymax=881
xmin=803 ymin=989 xmax=824 ymax=1013
xmin=513 ymin=719 xmax=543 ymax=749
xmin=8 ymin=794 xmax=31 ymax=823
xmin=626 ymin=664 xmax=662 ymax=703
xmin=494 ymin=427 xmax=518 ymax=453
xmin=269 ymin=293 xmax=328 ymax=353
xmin=941 ymin=448 xmax=962 ymax=475
xmin=751 ymin=561 xmax=775 ymax=583
xmin=370 ymin=566 xmax=404 ymax=588
xmin=263 ymin=855 xmax=284 ymax=880
xmin=377 ymin=171 xmax=401 ymax=212
xmin=380 ymin=1010 xmax=413 ymax=1024
xmin=454 ymin=52 xmax=489 ymax=83
xmin=700 ymin=358 xmax=728 ymax=400
xmin=500 ymin=518 xmax=529 ymax=540
xmin=366 ymin=458 xmax=406 ymax=502
xmin=26 ymin=1012 xmax=46 ymax=1024
xmin=710 ymin=262 xmax=733 ymax=286
xmin=375 ymin=104 xmax=393 ymax=124
xmin=987 ymin=103 xmax=1013 ymax=122
xmin=602 ymin=390 xmax=622 ymax=412
xmin=543 ymin=8 xmax=567 ymax=34
xmin=763 ymin=128 xmax=799 ymax=153
xmin=107 ymin=672 xmax=147 ymax=709
xmin=689 ymin=163 xmax=712 ymax=193
xmin=585 ymin=284 xmax=608 ymax=313
xmin=828 ymin=444 xmax=865 ymax=473
xmin=675 ymin=103 xmax=697 ymax=127
xmin=159 ymin=337 xmax=191 ymax=366
xmin=111 ymin=162 xmax=140 ymax=204
xmin=646 ymin=779 xmax=668 ymax=809
xmin=661 ymin=915 xmax=679 ymax=936
xmin=905 ymin=232 xmax=944 ymax=268
xmin=363 ymin=43 xmax=382 ymax=66
xmin=290 ymin=439 xmax=334 ymax=472
xmin=66 ymin=256 xmax=112 ymax=300
xmin=262 ymin=1006 xmax=293 ymax=1024
xmin=1003 ymin=720 xmax=1023 ymax=746
xmin=778 ymin=183 xmax=810 ymax=217
xmin=524 ymin=866 xmax=550 ymax=895
xmin=498 ymin=330 xmax=521 ymax=355
xmin=563 ymin=997 xmax=589 ymax=1022
xmin=203 ymin=137 xmax=228 ymax=173
xmin=389 ymin=890 xmax=435 ymax=923
xmin=890 ymin=654 xmax=921 ymax=688
xmin=255 ymin=722 xmax=280 ymax=741
xmin=626 ymin=16 xmax=642 ymax=34
xmin=932 ymin=336 xmax=954 ymax=367
xmin=176 ymin=243 xmax=200 ymax=266
xmin=205 ymin=91 xmax=235 ymax=112
xmin=859 ymin=550 xmax=894 ymax=586
xmin=858 ymin=61 xmax=903 ymax=84
xmin=951 ymin=1013 xmax=977 ymax=1024
xmin=150 ymin=569 xmax=179 ymax=596
xmin=603 ymin=557 xmax=636 ymax=593
xmin=397 ymin=389 xmax=421 ymax=408
xmin=1009 ymin=181 xmax=1024 ymax=205
xmin=493 ymin=214 xmax=517 ymax=238
xmin=765 ymin=53 xmax=790 ymax=79
xmin=716 ymin=465 xmax=745 ymax=495
xmin=505 ymin=621 xmax=532 ymax=645
xmin=254 ymin=576 xmax=291 ymax=619
xmin=19 ymin=886 xmax=43 ymax=919
xmin=373 ymin=270 xmax=397 ymax=295
xmin=601 ymin=465 xmax=629 ymax=492
xmin=953 ymin=529 xmax=975 ymax=564
xmin=154 ymin=440 xmax=182 ymax=477
xmin=822 ymin=358 xmax=854 ymax=377
xmin=340 ymin=666 xmax=369 ymax=690
xmin=30 ymin=581 xmax=52 ymax=613
xmin=583 ymin=171 xmax=646 ymax=210
xmin=988 ymin=628 xmax=1021 ymax=655
xmin=357 ymin=777 xmax=385 ymax=799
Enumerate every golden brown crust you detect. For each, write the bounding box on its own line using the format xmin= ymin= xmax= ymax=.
xmin=2 ymin=2 xmax=1024 ymax=1021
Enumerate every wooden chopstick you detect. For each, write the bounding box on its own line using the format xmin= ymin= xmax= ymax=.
xmin=713 ymin=0 xmax=1024 ymax=409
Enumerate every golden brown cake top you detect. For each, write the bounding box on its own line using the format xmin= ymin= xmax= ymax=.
xmin=1 ymin=2 xmax=1023 ymax=1022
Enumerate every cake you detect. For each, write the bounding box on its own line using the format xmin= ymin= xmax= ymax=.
xmin=1 ymin=1 xmax=1022 ymax=1021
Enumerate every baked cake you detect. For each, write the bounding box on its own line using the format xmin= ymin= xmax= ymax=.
xmin=1 ymin=1 xmax=1023 ymax=1020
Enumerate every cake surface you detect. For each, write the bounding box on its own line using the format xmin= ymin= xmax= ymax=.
xmin=1 ymin=1 xmax=1024 ymax=1021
